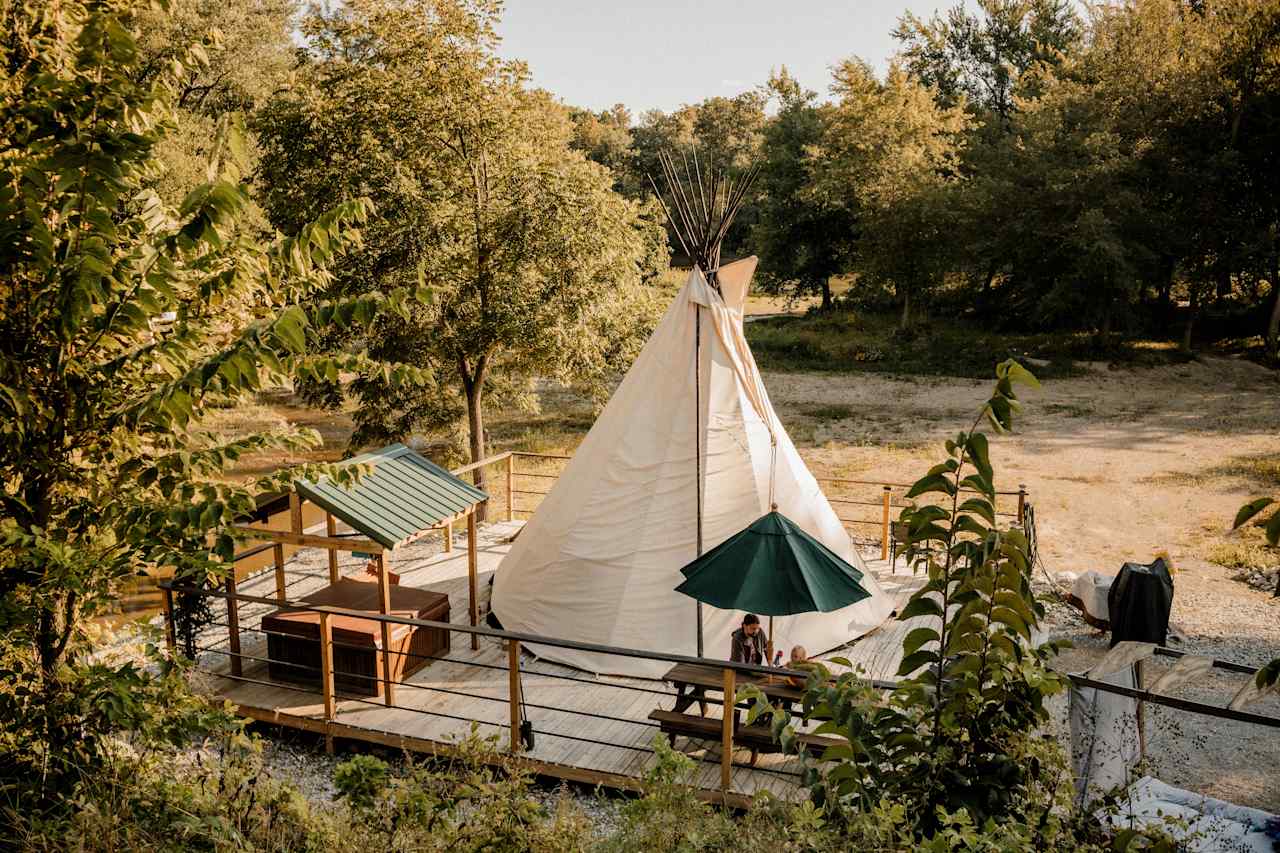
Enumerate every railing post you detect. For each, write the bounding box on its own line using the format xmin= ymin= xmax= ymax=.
xmin=319 ymin=611 xmax=336 ymax=754
xmin=273 ymin=542 xmax=286 ymax=601
xmin=375 ymin=554 xmax=396 ymax=707
xmin=325 ymin=513 xmax=340 ymax=584
xmin=161 ymin=585 xmax=176 ymax=655
xmin=721 ymin=666 xmax=735 ymax=791
xmin=443 ymin=521 xmax=453 ymax=553
xmin=508 ymin=639 xmax=522 ymax=753
xmin=467 ymin=511 xmax=480 ymax=651
xmin=1017 ymin=484 xmax=1027 ymax=526
xmin=880 ymin=486 xmax=892 ymax=561
xmin=225 ymin=572 xmax=243 ymax=677
xmin=506 ymin=453 xmax=515 ymax=522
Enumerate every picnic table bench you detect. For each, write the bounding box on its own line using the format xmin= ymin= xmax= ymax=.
xmin=655 ymin=663 xmax=841 ymax=765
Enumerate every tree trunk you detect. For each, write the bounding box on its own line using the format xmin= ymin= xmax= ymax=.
xmin=820 ymin=277 xmax=832 ymax=311
xmin=464 ymin=381 xmax=487 ymax=522
xmin=1216 ymin=265 xmax=1232 ymax=303
xmin=899 ymin=287 xmax=911 ymax=331
xmin=459 ymin=355 xmax=490 ymax=523
xmin=1182 ymin=286 xmax=1200 ymax=353
xmin=1157 ymin=256 xmax=1174 ymax=319
xmin=1267 ymin=266 xmax=1280 ymax=364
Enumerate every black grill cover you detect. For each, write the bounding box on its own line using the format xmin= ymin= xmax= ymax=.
xmin=1107 ymin=558 xmax=1174 ymax=647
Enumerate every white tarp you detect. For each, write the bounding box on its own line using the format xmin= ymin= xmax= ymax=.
xmin=1071 ymin=570 xmax=1113 ymax=623
xmin=1102 ymin=776 xmax=1280 ymax=852
xmin=491 ymin=259 xmax=894 ymax=677
xmin=1071 ymin=666 xmax=1140 ymax=807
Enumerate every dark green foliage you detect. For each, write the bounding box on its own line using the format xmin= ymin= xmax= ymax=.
xmin=741 ymin=362 xmax=1085 ymax=843
xmin=0 ymin=0 xmax=421 ymax=811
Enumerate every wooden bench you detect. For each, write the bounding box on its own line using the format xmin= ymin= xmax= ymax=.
xmin=648 ymin=709 xmax=841 ymax=766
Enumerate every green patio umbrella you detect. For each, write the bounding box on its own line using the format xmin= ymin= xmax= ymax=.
xmin=675 ymin=511 xmax=872 ymax=654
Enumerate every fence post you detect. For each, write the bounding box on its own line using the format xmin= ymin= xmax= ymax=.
xmin=273 ymin=543 xmax=286 ymax=601
xmin=506 ymin=453 xmax=515 ymax=522
xmin=443 ymin=521 xmax=453 ymax=553
xmin=375 ymin=554 xmax=396 ymax=707
xmin=161 ymin=586 xmax=176 ymax=655
xmin=1017 ymin=484 xmax=1027 ymax=526
xmin=325 ymin=513 xmax=339 ymax=584
xmin=319 ymin=611 xmax=336 ymax=754
xmin=508 ymin=639 xmax=522 ymax=753
xmin=721 ymin=667 xmax=736 ymax=791
xmin=880 ymin=486 xmax=892 ymax=562
xmin=225 ymin=573 xmax=243 ymax=678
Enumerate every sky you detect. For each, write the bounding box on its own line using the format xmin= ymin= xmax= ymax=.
xmin=496 ymin=0 xmax=960 ymax=116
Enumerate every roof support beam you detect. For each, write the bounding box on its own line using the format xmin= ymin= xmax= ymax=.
xmin=230 ymin=525 xmax=385 ymax=554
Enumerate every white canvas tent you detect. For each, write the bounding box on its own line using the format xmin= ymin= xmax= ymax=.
xmin=491 ymin=257 xmax=894 ymax=677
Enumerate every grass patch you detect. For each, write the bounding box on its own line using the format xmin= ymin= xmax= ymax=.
xmin=799 ymin=403 xmax=855 ymax=421
xmin=745 ymin=309 xmax=1193 ymax=378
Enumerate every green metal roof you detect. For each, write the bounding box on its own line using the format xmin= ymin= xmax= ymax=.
xmin=294 ymin=443 xmax=487 ymax=550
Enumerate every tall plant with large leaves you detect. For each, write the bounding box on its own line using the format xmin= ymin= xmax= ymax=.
xmin=744 ymin=361 xmax=1071 ymax=840
xmin=0 ymin=0 xmax=419 ymax=804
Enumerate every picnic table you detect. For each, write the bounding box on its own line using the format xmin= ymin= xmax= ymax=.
xmin=664 ymin=661 xmax=803 ymax=716
xmin=651 ymin=662 xmax=835 ymax=765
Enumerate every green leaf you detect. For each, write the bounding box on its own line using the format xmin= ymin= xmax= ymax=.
xmin=899 ymin=596 xmax=943 ymax=620
xmin=1233 ymin=497 xmax=1274 ymax=530
xmin=1266 ymin=509 xmax=1280 ymax=547
xmin=906 ymin=473 xmax=957 ymax=499
xmin=897 ymin=650 xmax=939 ymax=676
xmin=902 ymin=627 xmax=939 ymax=658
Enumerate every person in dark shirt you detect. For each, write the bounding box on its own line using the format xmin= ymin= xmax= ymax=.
xmin=729 ymin=613 xmax=768 ymax=665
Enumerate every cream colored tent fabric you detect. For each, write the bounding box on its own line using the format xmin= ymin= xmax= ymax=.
xmin=491 ymin=258 xmax=894 ymax=677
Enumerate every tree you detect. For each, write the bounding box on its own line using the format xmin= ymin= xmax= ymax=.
xmin=132 ymin=0 xmax=298 ymax=210
xmin=751 ymin=69 xmax=854 ymax=310
xmin=814 ymin=61 xmax=969 ymax=329
xmin=893 ymin=0 xmax=1082 ymax=124
xmin=568 ymin=103 xmax=637 ymax=194
xmin=0 ymin=0 xmax=415 ymax=801
xmin=254 ymin=0 xmax=667 ymax=500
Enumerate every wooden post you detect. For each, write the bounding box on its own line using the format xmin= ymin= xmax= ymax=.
xmin=508 ymin=639 xmax=522 ymax=753
xmin=325 ymin=513 xmax=339 ymax=584
xmin=319 ymin=611 xmax=336 ymax=754
xmin=375 ymin=553 xmax=396 ymax=707
xmin=273 ymin=543 xmax=286 ymax=601
xmin=161 ymin=586 xmax=176 ymax=655
xmin=505 ymin=453 xmax=515 ymax=522
xmin=467 ymin=510 xmax=480 ymax=651
xmin=289 ymin=491 xmax=303 ymax=534
xmin=721 ymin=667 xmax=736 ymax=791
xmin=1135 ymin=659 xmax=1147 ymax=761
xmin=880 ymin=486 xmax=892 ymax=562
xmin=443 ymin=521 xmax=453 ymax=553
xmin=225 ymin=573 xmax=243 ymax=678
xmin=1017 ymin=484 xmax=1027 ymax=526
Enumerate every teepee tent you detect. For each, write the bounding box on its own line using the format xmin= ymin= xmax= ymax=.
xmin=490 ymin=256 xmax=893 ymax=677
xmin=491 ymin=153 xmax=893 ymax=677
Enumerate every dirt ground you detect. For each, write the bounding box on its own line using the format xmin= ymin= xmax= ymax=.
xmin=767 ymin=356 xmax=1280 ymax=810
xmin=195 ymin=351 xmax=1280 ymax=809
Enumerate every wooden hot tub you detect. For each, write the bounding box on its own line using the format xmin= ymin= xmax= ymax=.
xmin=261 ymin=578 xmax=450 ymax=696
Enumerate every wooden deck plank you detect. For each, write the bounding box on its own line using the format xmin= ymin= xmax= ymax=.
xmin=195 ymin=521 xmax=901 ymax=800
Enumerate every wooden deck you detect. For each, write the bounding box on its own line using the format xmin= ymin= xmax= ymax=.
xmin=196 ymin=520 xmax=924 ymax=801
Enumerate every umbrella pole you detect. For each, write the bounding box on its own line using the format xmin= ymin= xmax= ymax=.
xmin=695 ymin=300 xmax=704 ymax=659
xmin=768 ymin=615 xmax=774 ymax=665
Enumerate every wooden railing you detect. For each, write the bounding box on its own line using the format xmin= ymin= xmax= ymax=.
xmin=162 ymin=578 xmax=1280 ymax=803
xmin=495 ymin=451 xmax=1030 ymax=562
xmin=163 ymin=579 xmax=897 ymax=797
